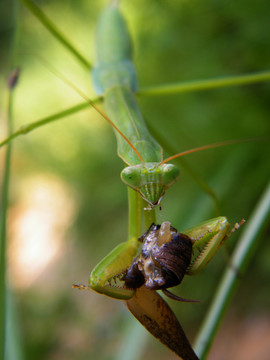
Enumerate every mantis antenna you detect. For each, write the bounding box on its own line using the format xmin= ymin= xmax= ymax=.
xmin=36 ymin=56 xmax=145 ymax=165
xmin=160 ymin=137 xmax=265 ymax=165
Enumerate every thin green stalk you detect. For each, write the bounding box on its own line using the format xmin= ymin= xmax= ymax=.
xmin=0 ymin=70 xmax=19 ymax=360
xmin=20 ymin=0 xmax=91 ymax=69
xmin=194 ymin=181 xmax=270 ymax=359
xmin=116 ymin=318 xmax=148 ymax=360
xmin=0 ymin=99 xmax=101 ymax=149
xmin=5 ymin=290 xmax=23 ymax=360
xmin=138 ymin=70 xmax=270 ymax=97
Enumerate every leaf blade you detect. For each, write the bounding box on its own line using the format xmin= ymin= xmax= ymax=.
xmin=126 ymin=287 xmax=199 ymax=360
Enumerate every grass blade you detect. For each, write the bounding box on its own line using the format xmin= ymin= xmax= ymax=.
xmin=0 ymin=99 xmax=102 ymax=148
xmin=20 ymin=0 xmax=91 ymax=69
xmin=194 ymin=181 xmax=270 ymax=359
xmin=138 ymin=70 xmax=270 ymax=97
xmin=0 ymin=69 xmax=20 ymax=360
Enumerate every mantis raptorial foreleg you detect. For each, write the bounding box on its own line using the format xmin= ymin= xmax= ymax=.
xmin=74 ymin=216 xmax=243 ymax=360
xmin=76 ymin=216 xmax=243 ymax=299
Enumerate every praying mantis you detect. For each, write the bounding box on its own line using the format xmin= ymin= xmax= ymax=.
xmin=1 ymin=0 xmax=270 ymax=359
xmin=70 ymin=5 xmax=246 ymax=358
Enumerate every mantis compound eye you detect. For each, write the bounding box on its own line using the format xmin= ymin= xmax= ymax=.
xmin=159 ymin=163 xmax=180 ymax=187
xmin=121 ymin=166 xmax=142 ymax=187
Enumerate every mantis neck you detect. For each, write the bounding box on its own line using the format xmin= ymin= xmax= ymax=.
xmin=128 ymin=187 xmax=157 ymax=242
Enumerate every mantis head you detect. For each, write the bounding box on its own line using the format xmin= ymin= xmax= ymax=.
xmin=120 ymin=139 xmax=250 ymax=207
xmin=120 ymin=162 xmax=180 ymax=207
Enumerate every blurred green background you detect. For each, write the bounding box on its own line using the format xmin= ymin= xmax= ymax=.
xmin=0 ymin=0 xmax=270 ymax=359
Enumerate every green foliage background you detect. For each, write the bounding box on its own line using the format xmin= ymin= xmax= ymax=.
xmin=0 ymin=0 xmax=269 ymax=359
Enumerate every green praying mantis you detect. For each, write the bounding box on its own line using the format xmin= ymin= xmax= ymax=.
xmin=72 ymin=4 xmax=242 ymax=294
xmin=2 ymin=0 xmax=270 ymax=359
xmin=71 ymin=4 xmax=245 ymax=359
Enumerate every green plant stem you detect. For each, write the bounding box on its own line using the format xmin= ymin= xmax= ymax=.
xmin=20 ymin=0 xmax=91 ymax=69
xmin=0 ymin=75 xmax=16 ymax=360
xmin=5 ymin=290 xmax=23 ymax=360
xmin=194 ymin=181 xmax=270 ymax=359
xmin=1 ymin=70 xmax=269 ymax=150
xmin=116 ymin=318 xmax=148 ymax=360
xmin=138 ymin=70 xmax=270 ymax=96
xmin=0 ymin=100 xmax=101 ymax=149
